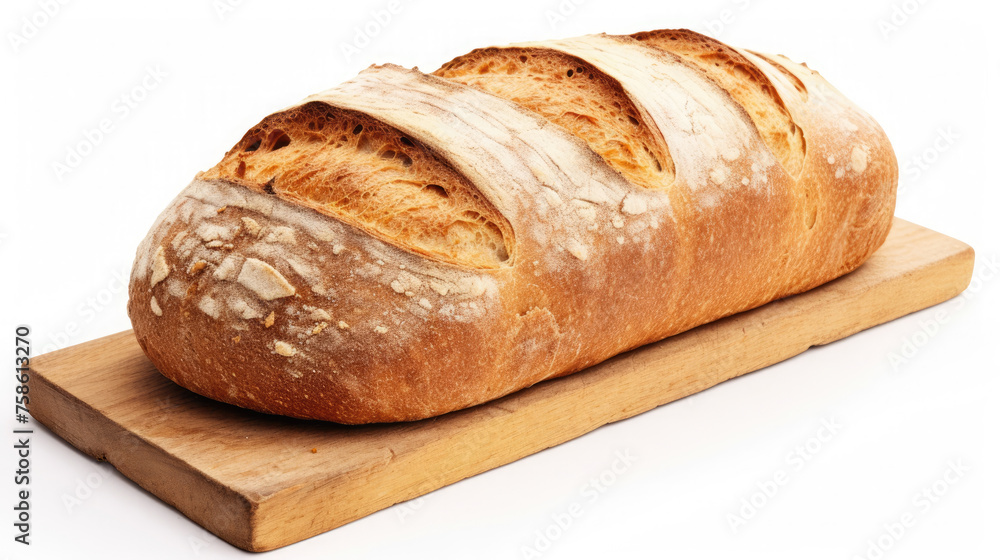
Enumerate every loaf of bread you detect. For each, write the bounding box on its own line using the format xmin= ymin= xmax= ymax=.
xmin=127 ymin=29 xmax=897 ymax=424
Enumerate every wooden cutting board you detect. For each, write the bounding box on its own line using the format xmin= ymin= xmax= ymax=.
xmin=29 ymin=218 xmax=974 ymax=552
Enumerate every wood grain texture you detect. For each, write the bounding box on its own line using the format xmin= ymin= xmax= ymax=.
xmin=30 ymin=218 xmax=973 ymax=552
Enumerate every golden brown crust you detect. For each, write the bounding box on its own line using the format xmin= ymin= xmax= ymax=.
xmin=127 ymin=29 xmax=897 ymax=424
xmin=631 ymin=29 xmax=807 ymax=177
xmin=199 ymin=102 xmax=513 ymax=269
xmin=433 ymin=46 xmax=675 ymax=190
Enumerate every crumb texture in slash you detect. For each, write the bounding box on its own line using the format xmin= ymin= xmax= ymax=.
xmin=308 ymin=63 xmax=657 ymax=284
xmin=746 ymin=51 xmax=811 ymax=99
xmin=200 ymin=103 xmax=512 ymax=269
xmin=632 ymin=29 xmax=807 ymax=177
xmin=178 ymin=179 xmax=504 ymax=327
xmin=434 ymin=46 xmax=674 ymax=191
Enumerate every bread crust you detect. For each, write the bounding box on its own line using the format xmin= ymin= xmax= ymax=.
xmin=127 ymin=30 xmax=897 ymax=423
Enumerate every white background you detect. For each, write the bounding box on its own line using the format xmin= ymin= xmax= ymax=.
xmin=3 ymin=0 xmax=999 ymax=558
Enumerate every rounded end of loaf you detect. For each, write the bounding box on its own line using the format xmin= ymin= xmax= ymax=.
xmin=125 ymin=178 xmax=562 ymax=424
xmin=752 ymin=49 xmax=899 ymax=284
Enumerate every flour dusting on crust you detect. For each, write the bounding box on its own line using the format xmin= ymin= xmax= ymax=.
xmin=237 ymin=258 xmax=296 ymax=300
